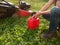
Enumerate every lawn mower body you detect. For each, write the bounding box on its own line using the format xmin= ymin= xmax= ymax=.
xmin=0 ymin=0 xmax=36 ymax=19
xmin=0 ymin=0 xmax=17 ymax=19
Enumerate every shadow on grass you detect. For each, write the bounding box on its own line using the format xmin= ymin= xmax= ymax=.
xmin=39 ymin=29 xmax=60 ymax=45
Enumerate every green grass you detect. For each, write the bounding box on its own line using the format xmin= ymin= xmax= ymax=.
xmin=0 ymin=0 xmax=60 ymax=45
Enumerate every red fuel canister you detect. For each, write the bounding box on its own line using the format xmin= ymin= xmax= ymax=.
xmin=28 ymin=17 xmax=40 ymax=30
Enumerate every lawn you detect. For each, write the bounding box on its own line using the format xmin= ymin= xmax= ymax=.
xmin=0 ymin=0 xmax=60 ymax=45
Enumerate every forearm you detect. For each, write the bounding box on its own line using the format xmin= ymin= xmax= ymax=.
xmin=41 ymin=10 xmax=50 ymax=14
xmin=39 ymin=0 xmax=54 ymax=11
xmin=35 ymin=10 xmax=50 ymax=17
xmin=40 ymin=3 xmax=51 ymax=11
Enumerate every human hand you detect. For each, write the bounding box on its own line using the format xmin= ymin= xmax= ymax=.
xmin=32 ymin=11 xmax=42 ymax=18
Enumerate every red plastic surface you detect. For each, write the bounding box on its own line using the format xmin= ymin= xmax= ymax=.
xmin=17 ymin=10 xmax=30 ymax=16
xmin=28 ymin=17 xmax=40 ymax=30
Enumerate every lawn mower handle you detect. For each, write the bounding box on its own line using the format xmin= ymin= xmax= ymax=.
xmin=2 ymin=0 xmax=15 ymax=7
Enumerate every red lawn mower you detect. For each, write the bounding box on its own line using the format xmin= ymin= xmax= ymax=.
xmin=0 ymin=0 xmax=36 ymax=19
xmin=0 ymin=0 xmax=40 ymax=30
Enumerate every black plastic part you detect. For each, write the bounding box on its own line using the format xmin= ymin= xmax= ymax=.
xmin=19 ymin=1 xmax=31 ymax=10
